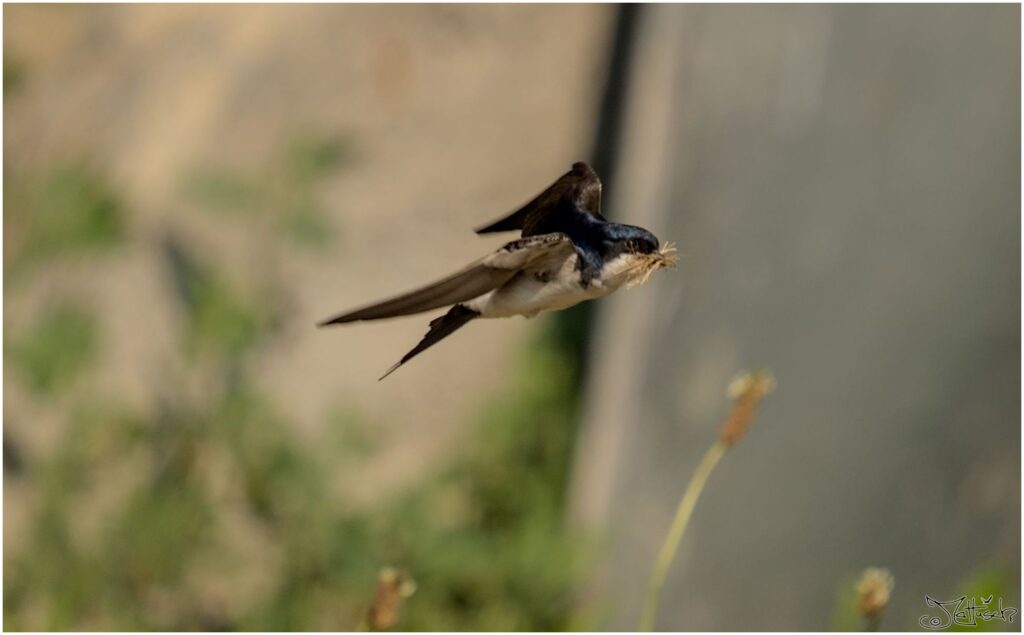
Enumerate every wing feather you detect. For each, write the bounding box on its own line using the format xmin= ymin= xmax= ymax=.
xmin=474 ymin=162 xmax=604 ymax=236
xmin=318 ymin=233 xmax=573 ymax=325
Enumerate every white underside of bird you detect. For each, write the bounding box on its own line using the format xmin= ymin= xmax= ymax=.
xmin=465 ymin=249 xmax=645 ymax=319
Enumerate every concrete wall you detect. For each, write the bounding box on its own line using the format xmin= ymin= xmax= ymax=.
xmin=571 ymin=5 xmax=1020 ymax=630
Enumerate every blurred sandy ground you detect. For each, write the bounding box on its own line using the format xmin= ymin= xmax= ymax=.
xmin=4 ymin=3 xmax=611 ymax=516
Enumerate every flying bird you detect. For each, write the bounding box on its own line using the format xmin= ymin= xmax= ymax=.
xmin=318 ymin=161 xmax=677 ymax=379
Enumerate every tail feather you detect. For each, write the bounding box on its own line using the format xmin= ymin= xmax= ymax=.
xmin=379 ymin=304 xmax=479 ymax=380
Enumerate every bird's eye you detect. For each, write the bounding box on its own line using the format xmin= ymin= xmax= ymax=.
xmin=627 ymin=240 xmax=638 ymax=252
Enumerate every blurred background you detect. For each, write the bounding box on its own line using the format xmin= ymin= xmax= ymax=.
xmin=2 ymin=4 xmax=1019 ymax=631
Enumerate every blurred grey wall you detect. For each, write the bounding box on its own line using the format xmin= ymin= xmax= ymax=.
xmin=570 ymin=5 xmax=1020 ymax=630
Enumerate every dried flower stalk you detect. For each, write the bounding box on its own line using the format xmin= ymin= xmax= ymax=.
xmin=856 ymin=567 xmax=894 ymax=631
xmin=721 ymin=370 xmax=776 ymax=446
xmin=364 ymin=567 xmax=416 ymax=631
xmin=639 ymin=369 xmax=775 ymax=631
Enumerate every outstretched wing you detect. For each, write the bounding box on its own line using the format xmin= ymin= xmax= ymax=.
xmin=475 ymin=161 xmax=604 ymax=236
xmin=318 ymin=233 xmax=574 ymax=325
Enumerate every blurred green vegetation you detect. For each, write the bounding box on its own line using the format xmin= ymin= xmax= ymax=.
xmin=4 ymin=145 xmax=593 ymax=631
xmin=6 ymin=304 xmax=98 ymax=396
xmin=185 ymin=131 xmax=350 ymax=250
xmin=4 ymin=322 xmax=590 ymax=630
xmin=4 ymin=56 xmax=26 ymax=93
xmin=162 ymin=235 xmax=274 ymax=362
xmin=4 ymin=163 xmax=125 ymax=282
xmin=379 ymin=336 xmax=588 ymax=631
xmin=946 ymin=568 xmax=1021 ymax=632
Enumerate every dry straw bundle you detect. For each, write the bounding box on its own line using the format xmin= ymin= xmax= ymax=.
xmin=625 ymin=243 xmax=680 ymax=288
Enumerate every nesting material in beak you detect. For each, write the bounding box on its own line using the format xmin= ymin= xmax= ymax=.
xmin=625 ymin=242 xmax=679 ymax=288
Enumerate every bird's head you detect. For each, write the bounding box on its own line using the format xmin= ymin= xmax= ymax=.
xmin=601 ymin=224 xmax=678 ymax=287
xmin=605 ymin=224 xmax=660 ymax=255
xmin=623 ymin=227 xmax=660 ymax=255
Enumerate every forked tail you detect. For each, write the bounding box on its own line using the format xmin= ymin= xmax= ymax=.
xmin=379 ymin=304 xmax=479 ymax=380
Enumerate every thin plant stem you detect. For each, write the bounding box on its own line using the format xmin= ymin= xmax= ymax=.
xmin=639 ymin=440 xmax=728 ymax=631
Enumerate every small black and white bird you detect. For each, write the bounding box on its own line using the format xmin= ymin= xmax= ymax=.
xmin=318 ymin=161 xmax=676 ymax=379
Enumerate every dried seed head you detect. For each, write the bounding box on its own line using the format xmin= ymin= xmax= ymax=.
xmin=856 ymin=567 xmax=894 ymax=618
xmin=720 ymin=369 xmax=776 ymax=447
xmin=366 ymin=567 xmax=416 ymax=631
